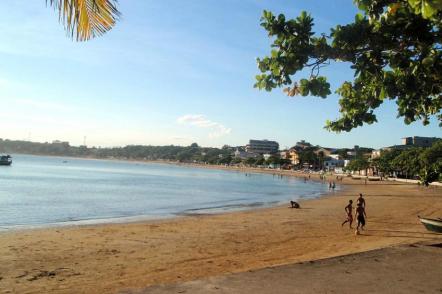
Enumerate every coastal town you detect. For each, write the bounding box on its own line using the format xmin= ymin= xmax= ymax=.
xmin=232 ymin=136 xmax=441 ymax=179
xmin=2 ymin=135 xmax=440 ymax=185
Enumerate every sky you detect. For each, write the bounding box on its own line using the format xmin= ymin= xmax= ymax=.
xmin=0 ymin=0 xmax=440 ymax=149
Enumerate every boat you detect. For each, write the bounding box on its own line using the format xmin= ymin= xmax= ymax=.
xmin=0 ymin=154 xmax=12 ymax=166
xmin=419 ymin=216 xmax=442 ymax=233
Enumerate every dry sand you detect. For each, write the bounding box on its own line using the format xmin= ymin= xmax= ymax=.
xmin=139 ymin=242 xmax=442 ymax=294
xmin=0 ymin=175 xmax=441 ymax=293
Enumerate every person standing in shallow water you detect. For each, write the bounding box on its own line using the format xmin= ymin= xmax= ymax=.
xmin=341 ymin=200 xmax=353 ymax=228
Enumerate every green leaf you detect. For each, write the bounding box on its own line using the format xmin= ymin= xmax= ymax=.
xmin=379 ymin=87 xmax=386 ymax=99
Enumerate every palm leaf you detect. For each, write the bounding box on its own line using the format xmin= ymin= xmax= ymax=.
xmin=47 ymin=0 xmax=120 ymax=41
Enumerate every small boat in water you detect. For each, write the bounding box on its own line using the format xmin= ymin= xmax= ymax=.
xmin=0 ymin=154 xmax=12 ymax=166
xmin=419 ymin=216 xmax=442 ymax=233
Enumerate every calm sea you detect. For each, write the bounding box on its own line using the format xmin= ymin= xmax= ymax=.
xmin=0 ymin=154 xmax=331 ymax=230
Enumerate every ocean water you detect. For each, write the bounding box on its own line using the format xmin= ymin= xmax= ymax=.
xmin=0 ymin=154 xmax=331 ymax=229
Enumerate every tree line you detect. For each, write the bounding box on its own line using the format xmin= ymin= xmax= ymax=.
xmin=0 ymin=139 xmax=232 ymax=164
xmin=345 ymin=141 xmax=442 ymax=185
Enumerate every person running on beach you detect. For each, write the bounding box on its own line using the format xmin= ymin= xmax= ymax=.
xmin=355 ymin=202 xmax=367 ymax=231
xmin=341 ymin=200 xmax=353 ymax=228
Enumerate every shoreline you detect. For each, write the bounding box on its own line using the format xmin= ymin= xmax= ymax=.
xmin=0 ymin=186 xmax=331 ymax=234
xmin=1 ymin=180 xmax=441 ymax=293
xmin=2 ymin=155 xmax=436 ymax=234
xmin=2 ymin=154 xmax=341 ymax=232
xmin=12 ymin=152 xmax=438 ymax=186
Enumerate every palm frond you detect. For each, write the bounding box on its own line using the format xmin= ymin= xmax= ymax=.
xmin=47 ymin=0 xmax=120 ymax=41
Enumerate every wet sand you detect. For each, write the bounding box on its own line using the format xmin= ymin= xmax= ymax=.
xmin=0 ymin=178 xmax=441 ymax=293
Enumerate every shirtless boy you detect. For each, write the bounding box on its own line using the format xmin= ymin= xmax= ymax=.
xmin=341 ymin=200 xmax=353 ymax=228
xmin=355 ymin=202 xmax=367 ymax=231
xmin=357 ymin=193 xmax=366 ymax=209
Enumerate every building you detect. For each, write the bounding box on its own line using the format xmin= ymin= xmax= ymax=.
xmin=323 ymin=158 xmax=345 ymax=171
xmin=371 ymin=149 xmax=381 ymax=159
xmin=280 ymin=150 xmax=290 ymax=160
xmin=263 ymin=153 xmax=272 ymax=161
xmin=245 ymin=139 xmax=279 ymax=154
xmin=329 ymin=154 xmax=342 ymax=160
xmin=402 ymin=136 xmax=439 ymax=147
xmin=279 ymin=146 xmax=303 ymax=165
xmin=288 ymin=147 xmax=302 ymax=165
xmin=346 ymin=145 xmax=360 ymax=157
xmin=314 ymin=147 xmax=335 ymax=157
xmin=51 ymin=140 xmax=70 ymax=148
xmin=234 ymin=149 xmax=257 ymax=159
xmin=382 ymin=136 xmax=440 ymax=152
xmin=295 ymin=140 xmax=312 ymax=149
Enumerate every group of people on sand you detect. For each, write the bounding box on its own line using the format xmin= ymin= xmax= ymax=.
xmin=341 ymin=193 xmax=367 ymax=234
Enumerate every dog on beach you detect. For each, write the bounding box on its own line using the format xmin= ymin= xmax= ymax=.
xmin=290 ymin=201 xmax=300 ymax=208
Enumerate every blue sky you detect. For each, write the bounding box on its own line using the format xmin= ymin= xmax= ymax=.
xmin=0 ymin=0 xmax=440 ymax=149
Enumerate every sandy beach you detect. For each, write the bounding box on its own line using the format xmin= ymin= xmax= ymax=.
xmin=0 ymin=175 xmax=441 ymax=293
xmin=140 ymin=242 xmax=442 ymax=294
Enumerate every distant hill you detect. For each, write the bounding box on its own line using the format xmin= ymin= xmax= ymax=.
xmin=0 ymin=139 xmax=232 ymax=164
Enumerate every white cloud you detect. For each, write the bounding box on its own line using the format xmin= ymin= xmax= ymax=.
xmin=177 ymin=114 xmax=231 ymax=138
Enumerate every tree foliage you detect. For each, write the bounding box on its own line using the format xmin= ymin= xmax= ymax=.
xmin=345 ymin=157 xmax=370 ymax=173
xmin=371 ymin=141 xmax=441 ymax=185
xmin=297 ymin=149 xmax=319 ymax=167
xmin=373 ymin=148 xmax=402 ymax=174
xmin=47 ymin=0 xmax=120 ymax=41
xmin=0 ymin=139 xmax=232 ymax=164
xmin=391 ymin=148 xmax=422 ymax=178
xmin=419 ymin=140 xmax=442 ymax=184
xmin=255 ymin=0 xmax=442 ymax=131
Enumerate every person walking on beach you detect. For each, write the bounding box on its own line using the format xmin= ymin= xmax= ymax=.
xmin=355 ymin=202 xmax=367 ymax=231
xmin=341 ymin=200 xmax=353 ymax=228
xmin=357 ymin=193 xmax=366 ymax=209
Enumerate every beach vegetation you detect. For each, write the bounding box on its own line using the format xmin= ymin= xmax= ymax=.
xmin=255 ymin=0 xmax=442 ymax=132
xmin=256 ymin=157 xmax=265 ymax=166
xmin=245 ymin=157 xmax=257 ymax=166
xmin=349 ymin=140 xmax=442 ymax=185
xmin=391 ymin=148 xmax=423 ymax=179
xmin=297 ymin=149 xmax=319 ymax=168
xmin=345 ymin=157 xmax=370 ymax=175
xmin=419 ymin=140 xmax=442 ymax=185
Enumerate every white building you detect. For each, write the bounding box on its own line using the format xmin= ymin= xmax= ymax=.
xmin=234 ymin=149 xmax=257 ymax=159
xmin=263 ymin=153 xmax=272 ymax=160
xmin=324 ymin=158 xmax=345 ymax=171
xmin=245 ymin=139 xmax=279 ymax=154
